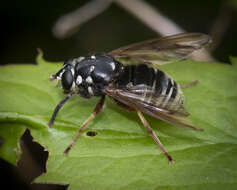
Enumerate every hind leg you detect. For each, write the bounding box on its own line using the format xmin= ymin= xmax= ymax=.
xmin=181 ymin=80 xmax=199 ymax=89
xmin=136 ymin=110 xmax=174 ymax=163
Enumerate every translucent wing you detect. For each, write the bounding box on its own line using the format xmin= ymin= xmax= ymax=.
xmin=108 ymin=33 xmax=211 ymax=66
xmin=105 ymin=85 xmax=202 ymax=131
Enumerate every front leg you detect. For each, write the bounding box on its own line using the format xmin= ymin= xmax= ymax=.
xmin=48 ymin=92 xmax=75 ymax=127
xmin=64 ymin=95 xmax=105 ymax=154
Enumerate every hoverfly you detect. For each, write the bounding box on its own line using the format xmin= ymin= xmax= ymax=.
xmin=49 ymin=33 xmax=211 ymax=163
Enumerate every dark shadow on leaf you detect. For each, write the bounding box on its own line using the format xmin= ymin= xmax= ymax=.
xmin=0 ymin=129 xmax=68 ymax=190
xmin=17 ymin=129 xmax=48 ymax=182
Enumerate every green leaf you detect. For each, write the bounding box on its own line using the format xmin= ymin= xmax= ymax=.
xmin=0 ymin=123 xmax=26 ymax=164
xmin=0 ymin=53 xmax=237 ymax=190
xmin=230 ymin=56 xmax=237 ymax=65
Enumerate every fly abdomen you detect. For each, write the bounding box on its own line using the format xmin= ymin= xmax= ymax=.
xmin=152 ymin=69 xmax=183 ymax=111
xmin=117 ymin=64 xmax=155 ymax=87
xmin=116 ymin=64 xmax=184 ymax=111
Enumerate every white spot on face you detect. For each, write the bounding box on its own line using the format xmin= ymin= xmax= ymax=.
xmin=86 ymin=76 xmax=93 ymax=84
xmin=76 ymin=75 xmax=83 ymax=85
xmin=90 ymin=65 xmax=95 ymax=72
xmin=88 ymin=86 xmax=94 ymax=96
xmin=91 ymin=55 xmax=96 ymax=59
xmin=100 ymin=73 xmax=107 ymax=79
xmin=110 ymin=62 xmax=115 ymax=70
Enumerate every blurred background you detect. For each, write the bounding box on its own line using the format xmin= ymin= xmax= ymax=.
xmin=1 ymin=0 xmax=237 ymax=65
xmin=1 ymin=0 xmax=237 ymax=189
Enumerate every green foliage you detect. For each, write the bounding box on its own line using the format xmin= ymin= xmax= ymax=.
xmin=229 ymin=0 xmax=237 ymax=9
xmin=0 ymin=54 xmax=237 ymax=190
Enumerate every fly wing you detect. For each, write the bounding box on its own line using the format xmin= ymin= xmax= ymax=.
xmin=108 ymin=33 xmax=211 ymax=66
xmin=130 ymin=100 xmax=202 ymax=131
xmin=105 ymin=85 xmax=202 ymax=131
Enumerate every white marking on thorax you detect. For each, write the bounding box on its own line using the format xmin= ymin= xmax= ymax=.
xmin=100 ymin=73 xmax=107 ymax=79
xmin=76 ymin=75 xmax=83 ymax=85
xmin=90 ymin=65 xmax=95 ymax=73
xmin=77 ymin=56 xmax=85 ymax=62
xmin=88 ymin=86 xmax=94 ymax=96
xmin=110 ymin=62 xmax=115 ymax=70
xmin=86 ymin=76 xmax=93 ymax=84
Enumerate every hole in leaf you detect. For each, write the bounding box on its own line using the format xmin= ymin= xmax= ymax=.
xmin=1 ymin=129 xmax=68 ymax=189
xmin=18 ymin=129 xmax=49 ymax=182
xmin=86 ymin=131 xmax=97 ymax=137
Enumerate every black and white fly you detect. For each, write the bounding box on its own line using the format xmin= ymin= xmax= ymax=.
xmin=49 ymin=33 xmax=211 ymax=162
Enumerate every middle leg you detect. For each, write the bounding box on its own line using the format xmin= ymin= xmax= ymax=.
xmin=64 ymin=95 xmax=105 ymax=154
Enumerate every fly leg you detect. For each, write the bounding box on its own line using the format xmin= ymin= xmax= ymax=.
xmin=64 ymin=95 xmax=105 ymax=154
xmin=48 ymin=93 xmax=75 ymax=127
xmin=136 ymin=110 xmax=174 ymax=163
xmin=181 ymin=80 xmax=199 ymax=88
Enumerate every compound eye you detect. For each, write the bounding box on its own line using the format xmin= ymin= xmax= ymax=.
xmin=61 ymin=70 xmax=73 ymax=91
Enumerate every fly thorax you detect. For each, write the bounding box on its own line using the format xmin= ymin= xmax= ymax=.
xmin=74 ymin=54 xmax=123 ymax=98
